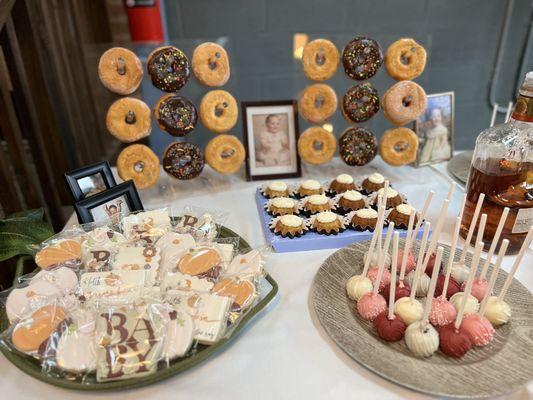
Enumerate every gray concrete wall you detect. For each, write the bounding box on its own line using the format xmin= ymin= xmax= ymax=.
xmin=144 ymin=0 xmax=533 ymax=156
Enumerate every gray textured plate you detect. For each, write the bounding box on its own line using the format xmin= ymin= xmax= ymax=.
xmin=447 ymin=151 xmax=473 ymax=184
xmin=312 ymin=240 xmax=533 ymax=398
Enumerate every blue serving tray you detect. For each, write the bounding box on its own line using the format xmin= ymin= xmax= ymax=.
xmin=255 ymin=189 xmax=424 ymax=253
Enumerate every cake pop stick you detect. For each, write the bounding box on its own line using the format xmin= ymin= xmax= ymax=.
xmin=505 ymin=101 xmax=513 ymax=122
xmin=459 ymin=194 xmax=485 ymax=264
xmin=388 ymin=232 xmax=400 ymax=320
xmin=455 ymin=241 xmax=483 ymax=329
xmin=421 ymin=199 xmax=450 ymax=273
xmin=373 ymin=222 xmax=395 ymax=296
xmin=409 ymin=221 xmax=431 ymax=301
xmin=409 ymin=190 xmax=434 ymax=244
xmin=362 ymin=203 xmax=385 ymax=277
xmin=497 ymin=227 xmax=533 ymax=301
xmin=479 ymin=208 xmax=509 ymax=280
xmin=440 ymin=217 xmax=462 ymax=299
xmin=446 ymin=182 xmax=456 ymax=202
xmin=489 ymin=103 xmax=498 ymax=127
xmin=422 ymin=247 xmax=444 ymax=322
xmin=458 ymin=193 xmax=467 ymax=220
xmin=479 ymin=239 xmax=509 ymax=316
xmin=399 ymin=210 xmax=416 ymax=282
xmin=377 ymin=181 xmax=390 ymax=255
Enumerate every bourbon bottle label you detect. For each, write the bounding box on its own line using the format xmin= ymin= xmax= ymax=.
xmin=511 ymin=94 xmax=533 ymax=123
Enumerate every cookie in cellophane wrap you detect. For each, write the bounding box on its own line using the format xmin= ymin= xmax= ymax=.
xmin=269 ymin=215 xmax=309 ymax=238
xmin=174 ymin=205 xmax=229 ymax=244
xmin=32 ymin=229 xmax=86 ymax=271
xmin=309 ymin=211 xmax=347 ymax=235
xmin=120 ymin=207 xmax=172 ymax=243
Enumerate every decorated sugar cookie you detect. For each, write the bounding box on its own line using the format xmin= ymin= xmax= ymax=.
xmin=79 ymin=270 xmax=146 ymax=299
xmin=212 ymin=277 xmax=256 ymax=312
xmin=122 ymin=209 xmax=171 ymax=242
xmin=226 ymin=249 xmax=265 ymax=278
xmin=156 ymin=232 xmax=196 ymax=276
xmin=6 ymin=281 xmax=62 ymax=322
xmin=30 ymin=267 xmax=79 ymax=293
xmin=161 ymin=272 xmax=214 ymax=292
xmin=113 ymin=245 xmax=161 ymax=286
xmin=176 ymin=247 xmax=222 ymax=281
xmin=162 ymin=308 xmax=195 ymax=360
xmin=35 ymin=239 xmax=81 ymax=270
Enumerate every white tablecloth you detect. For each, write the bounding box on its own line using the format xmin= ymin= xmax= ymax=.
xmin=1 ymin=157 xmax=532 ymax=399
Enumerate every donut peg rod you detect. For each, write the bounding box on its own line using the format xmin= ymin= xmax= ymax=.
xmin=116 ymin=56 xmax=126 ymax=75
xmin=125 ymin=110 xmax=136 ymax=124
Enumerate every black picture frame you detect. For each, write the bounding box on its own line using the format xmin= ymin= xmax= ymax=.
xmin=241 ymin=100 xmax=302 ymax=181
xmin=74 ymin=180 xmax=144 ymax=224
xmin=64 ymin=161 xmax=117 ymax=202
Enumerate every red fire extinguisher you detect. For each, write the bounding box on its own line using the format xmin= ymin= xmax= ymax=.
xmin=124 ymin=0 xmax=166 ymax=43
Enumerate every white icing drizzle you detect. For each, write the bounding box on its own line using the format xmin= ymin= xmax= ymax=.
xmin=368 ymin=172 xmax=385 ymax=184
xmin=396 ymin=203 xmax=413 ymax=215
xmin=336 ymin=173 xmax=354 ymax=184
xmin=342 ymin=190 xmax=363 ymax=201
xmin=316 ymin=211 xmax=337 ymax=224
xmin=355 ymin=208 xmax=378 ymax=218
xmin=268 ymin=181 xmax=287 ymax=191
xmin=271 ymin=197 xmax=295 ymax=208
xmin=301 ymin=179 xmax=321 ymax=190
xmin=377 ymin=187 xmax=399 ymax=198
xmin=307 ymin=194 xmax=329 ymax=205
xmin=279 ymin=215 xmax=303 ymax=228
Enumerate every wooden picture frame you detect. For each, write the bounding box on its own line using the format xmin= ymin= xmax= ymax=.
xmin=74 ymin=180 xmax=143 ymax=224
xmin=414 ymin=91 xmax=455 ymax=167
xmin=241 ymin=100 xmax=301 ymax=181
xmin=64 ymin=161 xmax=117 ymax=202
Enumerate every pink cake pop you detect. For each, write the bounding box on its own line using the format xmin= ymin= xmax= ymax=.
xmin=383 ymin=209 xmax=417 ymax=303
xmin=439 ymin=240 xmax=484 ymax=358
xmin=460 ymin=213 xmax=487 ymax=300
xmin=429 ymin=216 xmax=462 ymax=327
xmin=375 ymin=233 xmax=406 ymax=342
xmin=358 ymin=223 xmax=394 ymax=321
xmin=396 ymin=249 xmax=416 ymax=274
xmin=469 ymin=208 xmax=509 ymax=302
xmin=367 ymin=267 xmax=391 ymax=292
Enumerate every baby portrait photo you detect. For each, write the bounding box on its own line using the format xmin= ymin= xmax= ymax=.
xmin=242 ymin=101 xmax=301 ymax=180
xmin=90 ymin=195 xmax=129 ymax=223
xmin=77 ymin=173 xmax=107 ymax=198
xmin=414 ymin=92 xmax=454 ymax=166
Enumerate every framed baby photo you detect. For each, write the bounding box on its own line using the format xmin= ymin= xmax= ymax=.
xmin=64 ymin=161 xmax=117 ymax=202
xmin=74 ymin=181 xmax=143 ymax=224
xmin=414 ymin=91 xmax=455 ymax=167
xmin=241 ymin=100 xmax=301 ymax=181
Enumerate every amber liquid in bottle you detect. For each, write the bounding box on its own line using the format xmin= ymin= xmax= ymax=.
xmin=461 ymin=158 xmax=532 ymax=254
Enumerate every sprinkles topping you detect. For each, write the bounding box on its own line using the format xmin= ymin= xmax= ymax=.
xmin=343 ymin=83 xmax=379 ymax=123
xmin=342 ymin=37 xmax=383 ymax=80
xmin=148 ymin=46 xmax=190 ymax=92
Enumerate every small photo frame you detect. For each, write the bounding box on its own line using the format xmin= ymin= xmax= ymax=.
xmin=414 ymin=91 xmax=455 ymax=167
xmin=74 ymin=181 xmax=143 ymax=224
xmin=241 ymin=100 xmax=301 ymax=181
xmin=64 ymin=161 xmax=117 ymax=202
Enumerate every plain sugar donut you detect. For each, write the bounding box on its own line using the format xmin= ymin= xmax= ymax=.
xmin=382 ymin=81 xmax=427 ymax=126
xmin=299 ymin=84 xmax=337 ymax=124
xmin=301 ymin=39 xmax=339 ymax=81
xmin=385 ymin=38 xmax=427 ymax=81
xmin=379 ymin=127 xmax=419 ymax=166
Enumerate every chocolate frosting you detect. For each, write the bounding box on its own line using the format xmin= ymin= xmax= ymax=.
xmin=163 ymin=142 xmax=204 ymax=180
xmin=339 ymin=127 xmax=378 ymax=166
xmin=148 ymin=47 xmax=190 ymax=92
xmin=342 ymin=37 xmax=383 ymax=80
xmin=157 ymin=95 xmax=197 ymax=136
xmin=343 ymin=83 xmax=379 ymax=123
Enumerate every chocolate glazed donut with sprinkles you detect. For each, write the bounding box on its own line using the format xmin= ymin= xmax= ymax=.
xmin=342 ymin=37 xmax=383 ymax=80
xmin=342 ymin=83 xmax=380 ymax=123
xmin=154 ymin=94 xmax=197 ymax=137
xmin=339 ymin=127 xmax=378 ymax=166
xmin=147 ymin=46 xmax=190 ymax=92
xmin=163 ymin=142 xmax=205 ymax=180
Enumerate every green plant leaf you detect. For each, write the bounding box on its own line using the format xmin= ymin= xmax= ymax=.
xmin=0 ymin=232 xmax=36 ymax=261
xmin=6 ymin=208 xmax=45 ymax=222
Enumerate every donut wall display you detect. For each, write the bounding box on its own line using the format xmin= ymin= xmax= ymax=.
xmin=298 ymin=36 xmax=429 ymax=168
xmin=98 ymin=43 xmax=246 ymax=190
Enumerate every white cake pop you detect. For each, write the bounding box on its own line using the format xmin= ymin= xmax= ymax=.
xmin=483 ymin=296 xmax=511 ymax=326
xmin=346 ymin=275 xmax=373 ymax=301
xmin=406 ymin=270 xmax=430 ymax=297
xmin=451 ymin=262 xmax=470 ymax=284
xmin=405 ymin=320 xmax=439 ymax=358
xmin=450 ymin=292 xmax=480 ymax=315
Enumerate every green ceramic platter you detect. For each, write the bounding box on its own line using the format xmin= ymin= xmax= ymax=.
xmin=0 ymin=226 xmax=278 ymax=391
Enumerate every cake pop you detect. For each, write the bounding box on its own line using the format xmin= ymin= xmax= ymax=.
xmin=383 ymin=209 xmax=417 ymax=303
xmin=364 ymin=251 xmax=392 ymax=270
xmin=421 ymin=252 xmax=441 ymax=277
xmin=367 ymin=267 xmax=391 ymax=292
xmin=429 ymin=216 xmax=462 ymax=327
xmin=394 ymin=221 xmax=431 ymax=325
xmin=396 ymin=249 xmax=416 ymax=274
xmin=450 ymin=262 xmax=470 ymax=284
xmin=470 ymin=208 xmax=509 ymax=302
xmin=375 ymin=233 xmax=406 ymax=342
xmin=346 ymin=275 xmax=373 ymax=301
xmin=434 ymin=275 xmax=461 ymax=299
xmin=459 ymin=212 xmax=487 ymax=296
xmin=358 ymin=223 xmax=394 ymax=321
xmin=406 ymin=269 xmax=430 ymax=297
xmin=405 ymin=247 xmax=444 ymax=357
xmin=439 ymin=240 xmax=484 ymax=358
xmin=347 ymin=202 xmax=386 ymax=301
xmin=484 ymin=228 xmax=533 ymax=326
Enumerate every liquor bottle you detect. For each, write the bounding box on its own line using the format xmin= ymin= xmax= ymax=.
xmin=461 ymin=72 xmax=533 ymax=254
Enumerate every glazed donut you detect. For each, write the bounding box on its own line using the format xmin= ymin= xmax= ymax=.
xmin=163 ymin=142 xmax=205 ymax=180
xmin=385 ymin=38 xmax=427 ymax=81
xmin=117 ymin=144 xmax=160 ymax=189
xmin=192 ymin=42 xmax=230 ymax=87
xmin=382 ymin=81 xmax=427 ymax=126
xmin=301 ymin=39 xmax=339 ymax=81
xmin=379 ymin=127 xmax=419 ymax=166
xmin=154 ymin=94 xmax=197 ymax=137
xmin=297 ymin=127 xmax=337 ymax=165
xmin=339 ymin=127 xmax=378 ymax=166
xmin=342 ymin=37 xmax=383 ymax=80
xmin=98 ymin=47 xmax=143 ymax=95
xmin=199 ymin=90 xmax=238 ymax=133
xmin=342 ymin=83 xmax=379 ymax=123
xmin=147 ymin=46 xmax=190 ymax=92
xmin=106 ymin=97 xmax=151 ymax=143
xmin=299 ymin=84 xmax=337 ymax=124
xmin=205 ymin=134 xmax=245 ymax=174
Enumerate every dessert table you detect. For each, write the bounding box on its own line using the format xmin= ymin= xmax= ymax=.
xmin=1 ymin=157 xmax=532 ymax=399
